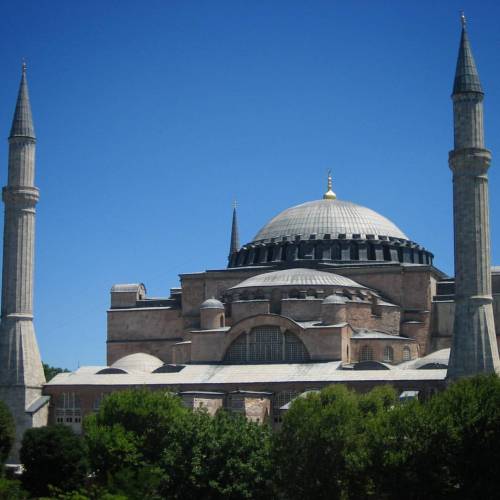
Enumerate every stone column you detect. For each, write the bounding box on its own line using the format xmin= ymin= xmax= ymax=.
xmin=447 ymin=21 xmax=500 ymax=379
xmin=0 ymin=65 xmax=46 ymax=462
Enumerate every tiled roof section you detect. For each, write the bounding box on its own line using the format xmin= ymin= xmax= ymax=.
xmin=10 ymin=64 xmax=35 ymax=139
xmin=230 ymin=268 xmax=365 ymax=290
xmin=453 ymin=27 xmax=482 ymax=94
xmin=252 ymin=199 xmax=408 ymax=243
xmin=45 ymin=362 xmax=446 ymax=386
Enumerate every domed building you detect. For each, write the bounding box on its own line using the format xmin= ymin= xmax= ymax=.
xmin=43 ymin=21 xmax=500 ymax=429
xmin=43 ymin=178 xmax=450 ymax=429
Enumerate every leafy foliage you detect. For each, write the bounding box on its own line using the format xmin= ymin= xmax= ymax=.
xmin=0 ymin=400 xmax=15 ymax=466
xmin=20 ymin=425 xmax=88 ymax=497
xmin=84 ymin=389 xmax=272 ymax=499
xmin=0 ymin=477 xmax=27 ymax=499
xmin=273 ymin=384 xmax=396 ymax=499
xmin=20 ymin=377 xmax=500 ymax=499
xmin=43 ymin=362 xmax=69 ymax=382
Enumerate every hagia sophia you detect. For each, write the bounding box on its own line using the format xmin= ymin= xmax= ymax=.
xmin=0 ymin=16 xmax=499 ymax=459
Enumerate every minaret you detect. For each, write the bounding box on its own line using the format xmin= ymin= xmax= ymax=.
xmin=228 ymin=202 xmax=240 ymax=266
xmin=0 ymin=64 xmax=46 ymax=462
xmin=447 ymin=15 xmax=500 ymax=379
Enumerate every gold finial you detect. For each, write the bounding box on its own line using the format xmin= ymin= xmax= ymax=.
xmin=460 ymin=11 xmax=466 ymax=28
xmin=323 ymin=169 xmax=336 ymax=200
xmin=233 ymin=199 xmax=238 ymax=210
xmin=22 ymin=58 xmax=27 ymax=73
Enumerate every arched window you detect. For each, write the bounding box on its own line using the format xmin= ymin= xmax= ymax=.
xmin=403 ymin=346 xmax=411 ymax=361
xmin=224 ymin=326 xmax=309 ymax=364
xmin=270 ymin=289 xmax=282 ymax=314
xmin=55 ymin=392 xmax=82 ymax=430
xmin=220 ymin=315 xmax=224 ymax=327
xmin=383 ymin=346 xmax=394 ymax=363
xmin=360 ymin=345 xmax=374 ymax=362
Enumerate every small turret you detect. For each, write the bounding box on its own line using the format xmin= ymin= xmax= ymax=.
xmin=321 ymin=294 xmax=347 ymax=325
xmin=200 ymin=298 xmax=225 ymax=329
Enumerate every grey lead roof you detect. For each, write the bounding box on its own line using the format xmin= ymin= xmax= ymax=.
xmin=10 ymin=64 xmax=35 ymax=139
xmin=230 ymin=268 xmax=365 ymax=290
xmin=453 ymin=27 xmax=482 ymax=94
xmin=252 ymin=199 xmax=408 ymax=243
xmin=46 ymin=362 xmax=446 ymax=386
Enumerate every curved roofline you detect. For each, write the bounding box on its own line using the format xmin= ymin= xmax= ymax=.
xmin=229 ymin=267 xmax=366 ymax=291
xmin=252 ymin=198 xmax=409 ymax=243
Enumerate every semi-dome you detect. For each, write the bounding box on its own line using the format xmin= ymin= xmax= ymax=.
xmin=230 ymin=268 xmax=364 ymax=290
xmin=253 ymin=199 xmax=408 ymax=243
xmin=112 ymin=353 xmax=164 ymax=373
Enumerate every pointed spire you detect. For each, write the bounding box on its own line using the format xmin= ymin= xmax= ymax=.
xmin=323 ymin=170 xmax=336 ymax=200
xmin=9 ymin=61 xmax=36 ymax=139
xmin=453 ymin=13 xmax=483 ymax=95
xmin=229 ymin=201 xmax=240 ymax=255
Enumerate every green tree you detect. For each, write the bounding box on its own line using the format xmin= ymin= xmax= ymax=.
xmin=0 ymin=400 xmax=15 ymax=466
xmin=20 ymin=425 xmax=88 ymax=497
xmin=430 ymin=374 xmax=500 ymax=499
xmin=43 ymin=362 xmax=69 ymax=382
xmin=84 ymin=390 xmax=190 ymax=484
xmin=0 ymin=477 xmax=27 ymax=499
xmin=180 ymin=410 xmax=273 ymax=499
xmin=85 ymin=389 xmax=273 ymax=500
xmin=366 ymin=397 xmax=449 ymax=499
xmin=273 ymin=385 xmax=381 ymax=500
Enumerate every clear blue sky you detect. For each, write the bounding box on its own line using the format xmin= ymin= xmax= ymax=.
xmin=1 ymin=1 xmax=499 ymax=369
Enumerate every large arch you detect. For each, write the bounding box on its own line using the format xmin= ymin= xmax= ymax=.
xmin=224 ymin=325 xmax=309 ymax=364
xmin=221 ymin=314 xmax=312 ymax=363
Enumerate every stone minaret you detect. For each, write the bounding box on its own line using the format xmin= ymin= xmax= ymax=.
xmin=228 ymin=202 xmax=240 ymax=266
xmin=0 ymin=64 xmax=46 ymax=462
xmin=447 ymin=16 xmax=500 ymax=379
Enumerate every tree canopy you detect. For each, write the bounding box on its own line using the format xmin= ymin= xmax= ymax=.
xmin=43 ymin=363 xmax=69 ymax=382
xmin=0 ymin=400 xmax=15 ymax=465
xmin=20 ymin=424 xmax=88 ymax=497
xmin=84 ymin=389 xmax=273 ymax=499
xmin=17 ymin=376 xmax=500 ymax=499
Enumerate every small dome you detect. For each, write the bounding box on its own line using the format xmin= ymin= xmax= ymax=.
xmin=230 ymin=268 xmax=364 ymax=290
xmin=323 ymin=294 xmax=347 ymax=305
xmin=253 ymin=199 xmax=408 ymax=243
xmin=200 ymin=298 xmax=224 ymax=309
xmin=112 ymin=353 xmax=163 ymax=373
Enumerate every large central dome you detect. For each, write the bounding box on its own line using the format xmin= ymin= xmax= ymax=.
xmin=227 ymin=184 xmax=433 ymax=269
xmin=252 ymin=199 xmax=408 ymax=243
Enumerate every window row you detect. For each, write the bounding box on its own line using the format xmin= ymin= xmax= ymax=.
xmin=224 ymin=326 xmax=310 ymax=364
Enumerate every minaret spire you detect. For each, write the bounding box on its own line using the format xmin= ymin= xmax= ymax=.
xmin=10 ymin=61 xmax=36 ymax=139
xmin=447 ymin=16 xmax=500 ymax=379
xmin=0 ymin=65 xmax=46 ymax=462
xmin=228 ymin=201 xmax=240 ymax=266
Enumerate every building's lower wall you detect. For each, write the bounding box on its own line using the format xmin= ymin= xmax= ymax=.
xmin=43 ymin=377 xmax=445 ymax=431
xmin=350 ymin=339 xmax=418 ymax=364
